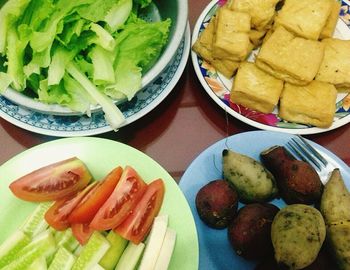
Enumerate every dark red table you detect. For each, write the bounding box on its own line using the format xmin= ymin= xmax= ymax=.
xmin=1 ymin=0 xmax=349 ymax=181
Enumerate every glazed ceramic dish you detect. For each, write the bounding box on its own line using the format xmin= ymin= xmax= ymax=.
xmin=0 ymin=137 xmax=199 ymax=270
xmin=0 ymin=25 xmax=191 ymax=137
xmin=191 ymin=0 xmax=350 ymax=135
xmin=1 ymin=0 xmax=188 ymax=115
xmin=179 ymin=130 xmax=350 ymax=269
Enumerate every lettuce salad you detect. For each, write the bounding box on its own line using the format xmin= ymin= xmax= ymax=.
xmin=0 ymin=0 xmax=171 ymax=130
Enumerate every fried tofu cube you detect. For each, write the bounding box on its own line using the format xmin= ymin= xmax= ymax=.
xmin=211 ymin=59 xmax=241 ymax=78
xmin=230 ymin=62 xmax=284 ymax=113
xmin=320 ymin=1 xmax=341 ymax=39
xmin=279 ymin=81 xmax=337 ymax=128
xmin=256 ymin=26 xmax=325 ymax=85
xmin=192 ymin=17 xmax=240 ymax=78
xmin=249 ymin=29 xmax=267 ymax=48
xmin=212 ymin=8 xmax=252 ymax=61
xmin=274 ymin=0 xmax=333 ymax=40
xmin=229 ymin=0 xmax=280 ymax=30
xmin=316 ymin=38 xmax=350 ymax=90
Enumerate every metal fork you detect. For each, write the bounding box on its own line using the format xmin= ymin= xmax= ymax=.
xmin=286 ymin=135 xmax=335 ymax=184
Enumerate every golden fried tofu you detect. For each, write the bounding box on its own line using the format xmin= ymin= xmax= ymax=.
xmin=256 ymin=26 xmax=325 ymax=85
xmin=211 ymin=59 xmax=241 ymax=78
xmin=316 ymin=38 xmax=350 ymax=90
xmin=192 ymin=17 xmax=216 ymax=63
xmin=320 ymin=1 xmax=341 ymax=39
xmin=192 ymin=17 xmax=240 ymax=78
xmin=230 ymin=62 xmax=284 ymax=113
xmin=229 ymin=0 xmax=280 ymax=30
xmin=262 ymin=28 xmax=274 ymax=43
xmin=274 ymin=0 xmax=333 ymax=40
xmin=249 ymin=29 xmax=267 ymax=48
xmin=212 ymin=8 xmax=252 ymax=61
xmin=279 ymin=81 xmax=337 ymax=128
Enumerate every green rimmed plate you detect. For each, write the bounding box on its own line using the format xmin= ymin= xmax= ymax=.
xmin=0 ymin=137 xmax=198 ymax=270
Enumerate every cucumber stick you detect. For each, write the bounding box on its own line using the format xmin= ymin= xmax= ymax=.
xmin=154 ymin=228 xmax=177 ymax=270
xmin=74 ymin=245 xmax=83 ymax=257
xmin=2 ymin=230 xmax=56 ymax=270
xmin=114 ymin=242 xmax=145 ymax=270
xmin=27 ymin=256 xmax=47 ymax=270
xmin=20 ymin=202 xmax=51 ymax=237
xmin=99 ymin=231 xmax=128 ymax=270
xmin=0 ymin=230 xmax=31 ymax=268
xmin=138 ymin=214 xmax=169 ymax=270
xmin=55 ymin=229 xmax=80 ymax=252
xmin=71 ymin=231 xmax=110 ymax=270
xmin=91 ymin=264 xmax=105 ymax=270
xmin=48 ymin=247 xmax=75 ymax=270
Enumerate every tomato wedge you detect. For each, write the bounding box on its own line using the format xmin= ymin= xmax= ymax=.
xmin=114 ymin=179 xmax=165 ymax=244
xmin=90 ymin=166 xmax=147 ymax=231
xmin=44 ymin=182 xmax=98 ymax=231
xmin=71 ymin=223 xmax=94 ymax=245
xmin=68 ymin=166 xmax=123 ymax=224
xmin=9 ymin=157 xmax=92 ymax=202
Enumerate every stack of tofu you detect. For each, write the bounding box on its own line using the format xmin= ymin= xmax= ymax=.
xmin=193 ymin=0 xmax=350 ymax=128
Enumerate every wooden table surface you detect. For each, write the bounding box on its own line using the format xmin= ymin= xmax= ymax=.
xmin=0 ymin=0 xmax=349 ymax=182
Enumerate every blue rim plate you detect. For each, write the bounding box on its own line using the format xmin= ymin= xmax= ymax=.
xmin=179 ymin=130 xmax=350 ymax=270
xmin=0 ymin=25 xmax=191 ymax=137
xmin=191 ymin=0 xmax=350 ymax=135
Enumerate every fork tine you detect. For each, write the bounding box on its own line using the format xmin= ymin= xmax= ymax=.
xmin=286 ymin=142 xmax=306 ymax=161
xmin=287 ymin=139 xmax=322 ymax=171
xmin=296 ymin=135 xmax=328 ymax=166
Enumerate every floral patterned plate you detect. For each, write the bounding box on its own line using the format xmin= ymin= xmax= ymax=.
xmin=191 ymin=0 xmax=350 ymax=134
xmin=0 ymin=25 xmax=190 ymax=137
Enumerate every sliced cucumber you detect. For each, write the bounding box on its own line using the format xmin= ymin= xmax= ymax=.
xmin=91 ymin=264 xmax=105 ymax=270
xmin=0 ymin=230 xmax=31 ymax=268
xmin=114 ymin=242 xmax=145 ymax=270
xmin=55 ymin=228 xmax=80 ymax=252
xmin=20 ymin=202 xmax=52 ymax=237
xmin=2 ymin=230 xmax=56 ymax=270
xmin=154 ymin=228 xmax=177 ymax=270
xmin=138 ymin=215 xmax=168 ymax=270
xmin=99 ymin=231 xmax=128 ymax=270
xmin=48 ymin=247 xmax=75 ymax=270
xmin=71 ymin=231 xmax=110 ymax=270
xmin=73 ymin=245 xmax=83 ymax=257
xmin=27 ymin=256 xmax=47 ymax=270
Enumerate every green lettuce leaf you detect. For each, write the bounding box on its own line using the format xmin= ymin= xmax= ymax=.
xmin=0 ymin=72 xmax=12 ymax=93
xmin=29 ymin=0 xmax=94 ymax=52
xmin=48 ymin=30 xmax=93 ymax=86
xmin=0 ymin=0 xmax=31 ymax=55
xmin=66 ymin=61 xmax=125 ymax=130
xmin=90 ymin=23 xmax=115 ymax=51
xmin=77 ymin=0 xmax=132 ymax=31
xmin=0 ymin=0 xmax=170 ymax=131
xmin=17 ymin=0 xmax=54 ymax=29
xmin=90 ymin=45 xmax=115 ymax=85
xmin=133 ymin=0 xmax=152 ymax=8
xmin=37 ymin=79 xmax=71 ymax=105
xmin=109 ymin=16 xmax=171 ymax=100
xmin=6 ymin=26 xmax=28 ymax=90
xmin=63 ymin=74 xmax=97 ymax=114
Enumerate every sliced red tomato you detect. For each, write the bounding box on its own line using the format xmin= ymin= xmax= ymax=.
xmin=44 ymin=182 xmax=98 ymax=231
xmin=9 ymin=157 xmax=92 ymax=202
xmin=68 ymin=166 xmax=123 ymax=224
xmin=71 ymin=223 xmax=94 ymax=245
xmin=90 ymin=166 xmax=147 ymax=231
xmin=114 ymin=179 xmax=165 ymax=244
